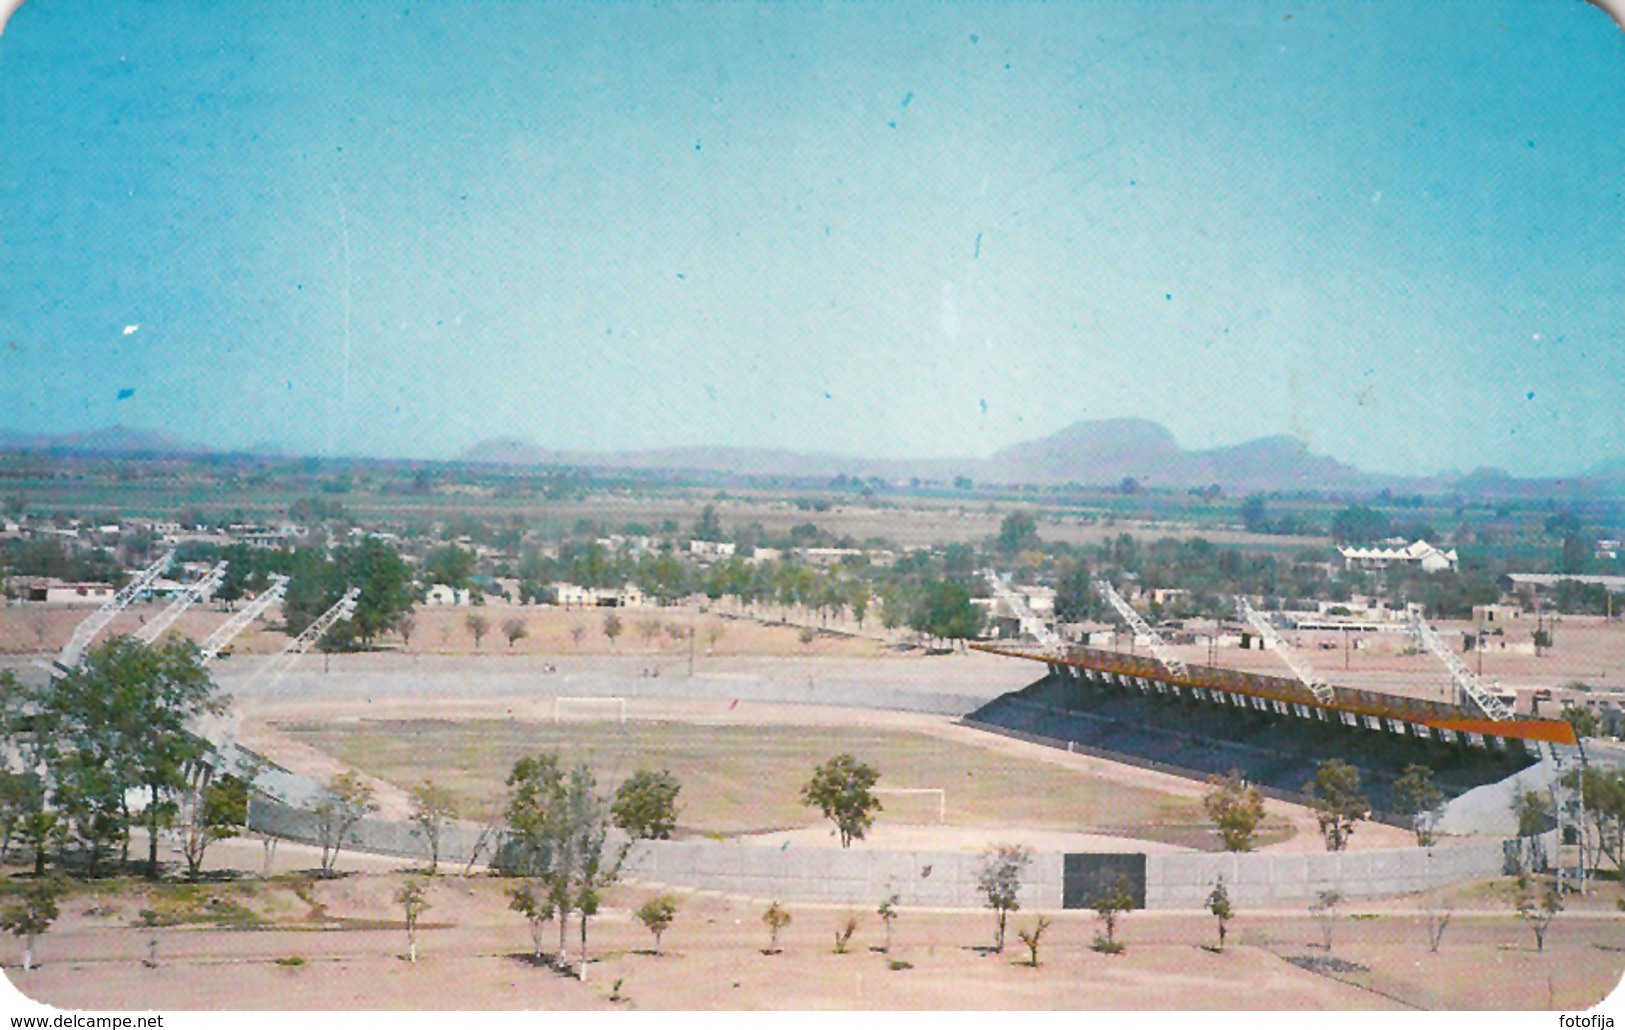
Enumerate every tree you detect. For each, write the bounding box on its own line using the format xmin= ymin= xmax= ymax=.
xmin=0 ymin=876 xmax=61 ymax=970
xmin=1091 ymin=875 xmax=1134 ymax=953
xmin=397 ymin=613 xmax=416 ymax=652
xmin=409 ymin=780 xmax=457 ymax=874
xmin=1561 ymin=706 xmax=1600 ymax=740
xmin=602 ymin=612 xmax=623 ymax=650
xmin=877 ymin=893 xmax=900 ymax=954
xmin=1206 ymin=878 xmax=1233 ymax=951
xmin=1016 ymin=915 xmax=1051 ymax=967
xmin=1310 ymin=889 xmax=1342 ymax=951
xmin=1515 ymin=873 xmax=1561 ymax=952
xmin=178 ymin=770 xmax=248 ymax=879
xmin=466 ymin=613 xmax=490 ymax=653
xmin=636 ymin=894 xmax=678 ymax=954
xmin=1513 ymin=788 xmax=1554 ymax=837
xmin=692 ymin=504 xmax=724 ymax=542
xmin=395 ymin=878 xmax=430 ymax=963
xmin=1304 ymin=759 xmax=1368 ymax=851
xmin=800 ymin=754 xmax=882 ymax=848
xmin=312 ymin=770 xmax=379 ymax=875
xmin=1203 ymin=770 xmax=1266 ymax=851
xmin=284 ymin=538 xmax=416 ymax=649
xmin=909 ymin=579 xmax=984 ymax=647
xmin=34 ymin=635 xmax=226 ymax=878
xmin=976 ymin=844 xmax=1030 ymax=953
xmin=501 ymin=617 xmax=529 ymax=651
xmin=1330 ymin=505 xmax=1390 ymax=545
xmin=611 ymin=769 xmax=680 ymax=840
xmin=570 ymin=625 xmax=586 ymax=649
xmin=1392 ymin=764 xmax=1445 ymax=846
xmin=762 ymin=900 xmax=791 ymax=953
xmin=1240 ymin=494 xmax=1270 ymax=534
xmin=508 ymin=880 xmax=554 ymax=959
xmin=423 ymin=544 xmax=476 ymax=590
xmin=997 ymin=512 xmax=1040 ymax=556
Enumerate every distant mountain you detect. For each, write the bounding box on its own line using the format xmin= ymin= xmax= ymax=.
xmin=0 ymin=425 xmax=208 ymax=455
xmin=459 ymin=417 xmax=1389 ymax=492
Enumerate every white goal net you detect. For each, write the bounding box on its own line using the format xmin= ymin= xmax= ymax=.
xmin=873 ymin=787 xmax=946 ymax=824
xmin=552 ymin=696 xmax=628 ymax=724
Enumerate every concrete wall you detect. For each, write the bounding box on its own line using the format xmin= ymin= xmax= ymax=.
xmin=1143 ymin=836 xmax=1544 ymax=908
xmin=249 ymin=795 xmax=1541 ymax=911
xmin=620 ymin=840 xmax=1063 ymax=909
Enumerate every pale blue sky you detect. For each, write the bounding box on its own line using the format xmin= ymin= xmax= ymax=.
xmin=1 ymin=1 xmax=1620 ymax=477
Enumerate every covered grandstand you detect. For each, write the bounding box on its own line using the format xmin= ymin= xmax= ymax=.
xmin=969 ymin=643 xmax=1577 ymax=820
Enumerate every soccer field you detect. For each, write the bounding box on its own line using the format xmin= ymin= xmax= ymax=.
xmin=276 ymin=717 xmax=1264 ymax=847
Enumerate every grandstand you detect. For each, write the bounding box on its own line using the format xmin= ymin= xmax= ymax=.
xmin=968 ymin=643 xmax=1577 ymax=820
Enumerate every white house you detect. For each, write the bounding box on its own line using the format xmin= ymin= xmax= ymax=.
xmin=424 ymin=584 xmax=471 ymax=606
xmin=45 ymin=582 xmax=117 ymax=605
xmin=1337 ymin=539 xmax=1458 ymax=573
xmin=688 ymin=539 xmax=736 ymax=561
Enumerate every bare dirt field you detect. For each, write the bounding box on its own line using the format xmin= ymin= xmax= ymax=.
xmin=2 ymin=864 xmax=1620 ymax=1011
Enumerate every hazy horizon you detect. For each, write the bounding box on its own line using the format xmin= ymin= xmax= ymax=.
xmin=2 ymin=2 xmax=1621 ymax=477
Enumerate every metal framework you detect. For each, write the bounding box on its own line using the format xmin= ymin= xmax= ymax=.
xmin=1406 ymin=605 xmax=1515 ymax=721
xmin=57 ymin=549 xmax=175 ymax=668
xmin=1093 ymin=578 xmax=1188 ymax=677
xmin=135 ymin=562 xmax=228 ymax=645
xmin=238 ymin=587 xmax=361 ymax=692
xmin=1235 ymin=595 xmax=1334 ymax=704
xmin=981 ymin=568 xmax=1062 ymax=653
xmin=199 ymin=575 xmax=290 ymax=662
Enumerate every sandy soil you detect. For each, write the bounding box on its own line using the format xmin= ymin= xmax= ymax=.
xmin=2 ymin=868 xmax=1620 ymax=1012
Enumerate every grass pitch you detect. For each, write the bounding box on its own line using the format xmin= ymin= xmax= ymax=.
xmin=276 ymin=717 xmax=1276 ymax=848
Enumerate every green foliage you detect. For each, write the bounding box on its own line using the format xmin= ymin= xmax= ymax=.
xmin=1392 ymin=764 xmax=1445 ymax=846
xmin=0 ymin=876 xmax=61 ymax=939
xmin=1310 ymin=889 xmax=1342 ymax=951
xmin=409 ymin=779 xmax=458 ymax=873
xmin=877 ymin=893 xmax=900 ymax=954
xmin=502 ymin=753 xmax=622 ymax=967
xmin=800 ymin=754 xmax=882 ymax=848
xmin=394 ymin=878 xmax=430 ymax=961
xmin=1514 ymin=873 xmax=1562 ymax=952
xmin=635 ymin=894 xmax=679 ymax=953
xmin=602 ymin=612 xmax=624 ymax=647
xmin=33 ymin=635 xmax=225 ymax=877
xmin=1561 ymin=706 xmax=1600 ymax=739
xmin=908 ymin=578 xmax=984 ymax=643
xmin=1206 ymin=877 xmax=1233 ymax=951
xmin=312 ymin=770 xmax=379 ymax=875
xmin=762 ymin=900 xmax=791 ymax=951
xmin=1512 ymin=788 xmax=1554 ymax=838
xmin=976 ymin=843 xmax=1030 ymax=953
xmin=996 ymin=512 xmax=1040 ymax=556
xmin=1202 ymin=770 xmax=1266 ymax=852
xmin=1091 ymin=875 xmax=1135 ymax=952
xmin=1015 ymin=914 xmax=1051 ymax=966
xmin=422 ymin=544 xmax=476 ymax=590
xmin=465 ymin=613 xmax=490 ymax=651
xmin=1331 ymin=505 xmax=1390 ymax=544
xmin=1304 ymin=759 xmax=1368 ymax=852
xmin=180 ymin=773 xmax=249 ymax=879
xmin=282 ymin=538 xmax=416 ymax=649
xmin=508 ymin=880 xmax=554 ymax=957
xmin=611 ymin=769 xmax=681 ymax=841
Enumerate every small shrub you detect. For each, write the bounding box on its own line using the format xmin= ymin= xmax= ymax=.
xmin=1091 ymin=934 xmax=1125 ymax=955
xmin=274 ymin=955 xmax=305 ymax=968
xmin=888 ymin=959 xmax=913 ymax=971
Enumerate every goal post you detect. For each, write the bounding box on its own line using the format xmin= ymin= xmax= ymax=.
xmin=873 ymin=787 xmax=946 ymax=824
xmin=552 ymin=696 xmax=628 ymax=724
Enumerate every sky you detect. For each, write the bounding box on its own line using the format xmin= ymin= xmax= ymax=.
xmin=0 ymin=1 xmax=1621 ymax=478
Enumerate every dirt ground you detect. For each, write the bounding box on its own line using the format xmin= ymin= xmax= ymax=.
xmin=2 ymin=861 xmax=1620 ymax=1012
